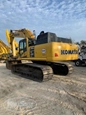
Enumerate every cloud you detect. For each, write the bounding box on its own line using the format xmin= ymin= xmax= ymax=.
xmin=0 ymin=0 xmax=86 ymax=43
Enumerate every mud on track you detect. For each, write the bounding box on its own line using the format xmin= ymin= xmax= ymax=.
xmin=0 ymin=63 xmax=86 ymax=115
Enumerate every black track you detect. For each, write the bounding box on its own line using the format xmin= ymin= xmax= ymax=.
xmin=11 ymin=63 xmax=53 ymax=82
xmin=11 ymin=61 xmax=73 ymax=82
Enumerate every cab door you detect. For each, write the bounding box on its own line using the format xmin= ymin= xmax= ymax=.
xmin=19 ymin=39 xmax=27 ymax=58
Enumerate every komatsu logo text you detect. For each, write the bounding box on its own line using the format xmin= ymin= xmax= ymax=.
xmin=61 ymin=50 xmax=78 ymax=55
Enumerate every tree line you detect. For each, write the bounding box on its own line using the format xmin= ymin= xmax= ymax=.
xmin=75 ymin=40 xmax=86 ymax=46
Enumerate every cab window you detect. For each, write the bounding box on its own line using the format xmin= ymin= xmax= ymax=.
xmin=20 ymin=42 xmax=23 ymax=50
xmin=24 ymin=40 xmax=26 ymax=48
xmin=19 ymin=39 xmax=26 ymax=54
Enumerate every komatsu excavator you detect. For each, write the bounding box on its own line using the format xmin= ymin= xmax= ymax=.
xmin=0 ymin=39 xmax=10 ymax=60
xmin=5 ymin=28 xmax=79 ymax=81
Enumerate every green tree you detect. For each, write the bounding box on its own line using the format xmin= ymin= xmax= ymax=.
xmin=80 ymin=40 xmax=86 ymax=45
xmin=75 ymin=42 xmax=80 ymax=45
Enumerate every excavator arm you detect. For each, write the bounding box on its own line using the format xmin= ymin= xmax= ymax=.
xmin=13 ymin=28 xmax=35 ymax=38
xmin=5 ymin=28 xmax=35 ymax=57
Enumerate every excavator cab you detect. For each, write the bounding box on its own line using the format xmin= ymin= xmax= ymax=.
xmin=19 ymin=38 xmax=36 ymax=56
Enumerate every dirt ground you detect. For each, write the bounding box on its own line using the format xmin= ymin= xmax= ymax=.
xmin=0 ymin=63 xmax=86 ymax=115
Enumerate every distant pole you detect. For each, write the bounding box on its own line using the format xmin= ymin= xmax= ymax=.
xmin=33 ymin=30 xmax=36 ymax=38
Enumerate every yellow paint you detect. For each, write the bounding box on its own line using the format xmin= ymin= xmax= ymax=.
xmin=6 ymin=28 xmax=78 ymax=62
xmin=0 ymin=39 xmax=10 ymax=59
xmin=19 ymin=42 xmax=78 ymax=62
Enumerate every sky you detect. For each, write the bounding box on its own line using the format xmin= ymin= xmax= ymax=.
xmin=0 ymin=0 xmax=86 ymax=44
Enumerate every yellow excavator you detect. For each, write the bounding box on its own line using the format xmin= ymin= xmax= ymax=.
xmin=0 ymin=39 xmax=10 ymax=60
xmin=5 ymin=28 xmax=79 ymax=81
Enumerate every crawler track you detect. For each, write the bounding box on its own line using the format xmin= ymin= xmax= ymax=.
xmin=11 ymin=61 xmax=73 ymax=82
xmin=50 ymin=62 xmax=73 ymax=75
xmin=11 ymin=63 xmax=53 ymax=82
xmin=32 ymin=61 xmax=73 ymax=76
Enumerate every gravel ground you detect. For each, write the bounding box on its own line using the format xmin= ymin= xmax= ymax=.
xmin=0 ymin=63 xmax=86 ymax=115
